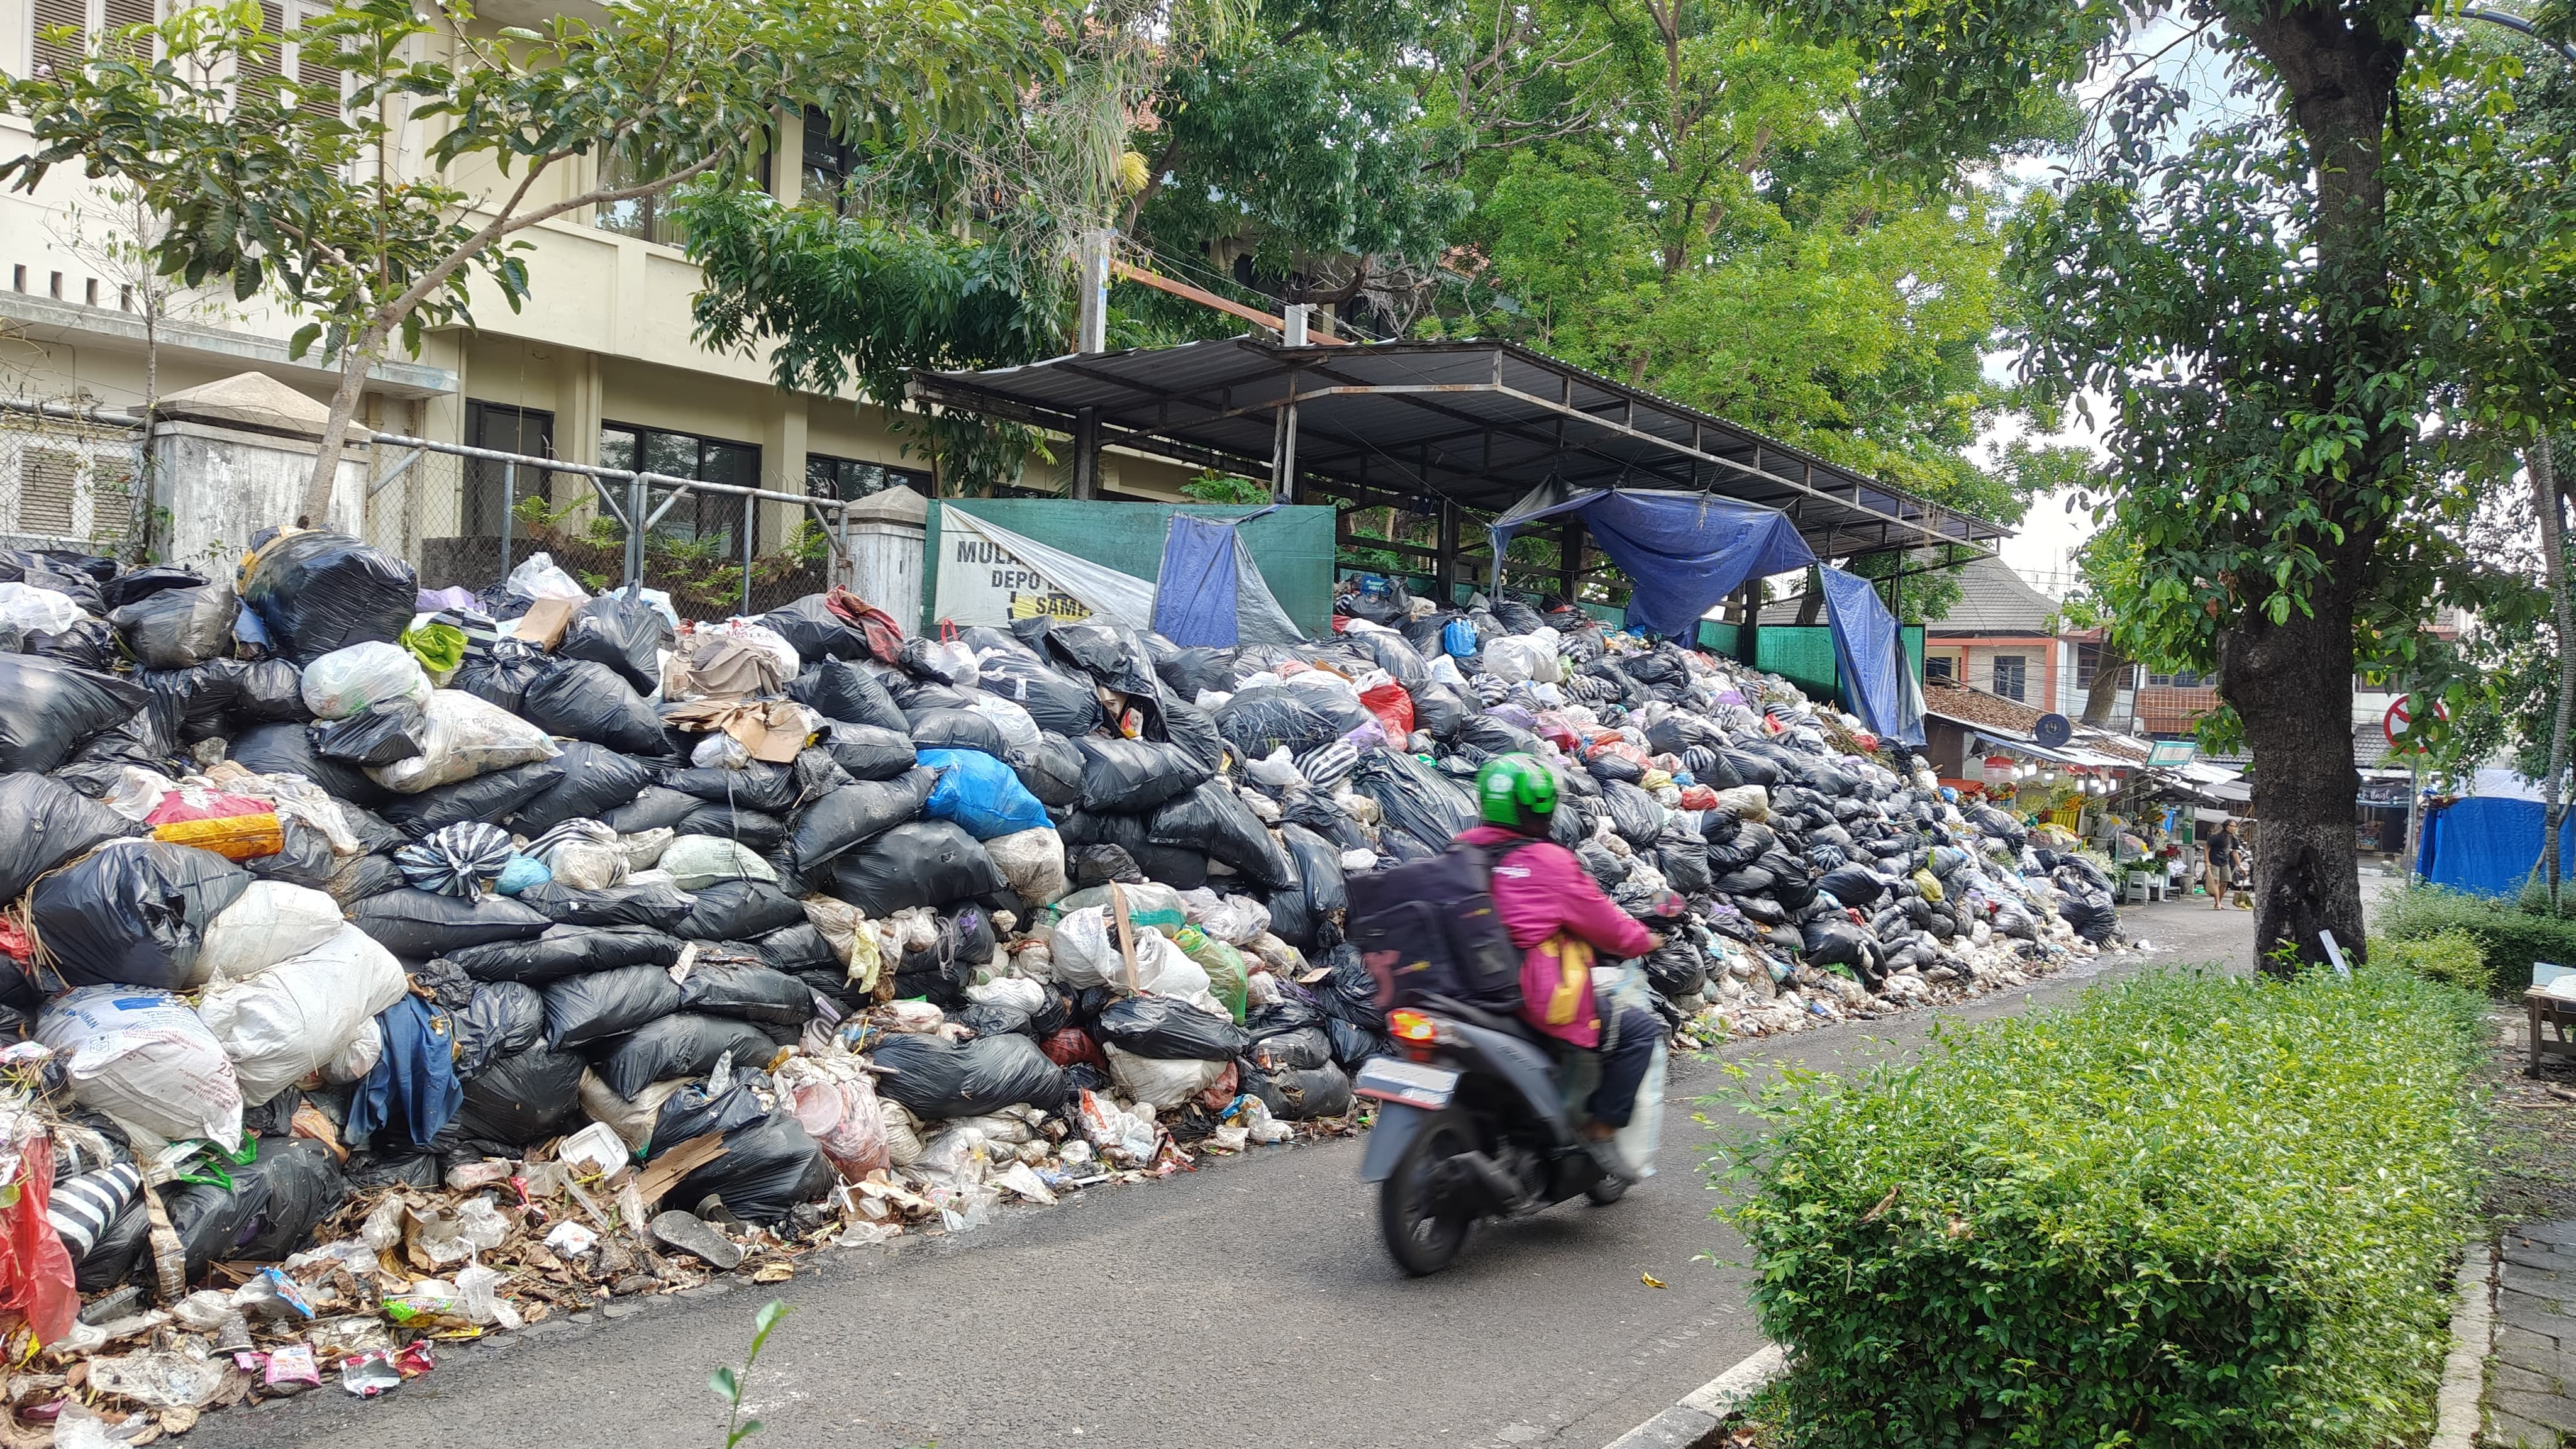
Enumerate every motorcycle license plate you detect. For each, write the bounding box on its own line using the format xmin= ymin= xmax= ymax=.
xmin=1353 ymin=1058 xmax=1458 ymax=1110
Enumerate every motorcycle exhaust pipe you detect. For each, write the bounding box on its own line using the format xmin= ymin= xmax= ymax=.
xmin=1452 ymin=1150 xmax=1533 ymax=1214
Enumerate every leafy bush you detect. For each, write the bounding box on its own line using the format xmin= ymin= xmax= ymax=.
xmin=2377 ymin=881 xmax=2576 ymax=992
xmin=1724 ymin=967 xmax=2485 ymax=1449
xmin=2372 ymin=929 xmax=2494 ymax=995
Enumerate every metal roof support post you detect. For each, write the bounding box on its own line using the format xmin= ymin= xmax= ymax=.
xmin=1272 ymin=397 xmax=1299 ymax=503
xmin=1736 ymin=581 xmax=1762 ymax=665
xmin=1077 ymin=231 xmax=1111 ymax=355
xmin=1435 ymin=496 xmax=1460 ymax=606
xmin=1559 ymin=518 xmax=1585 ymax=605
xmin=1070 ymin=406 xmax=1101 ymax=500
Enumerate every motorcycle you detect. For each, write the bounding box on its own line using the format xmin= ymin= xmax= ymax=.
xmin=1355 ymin=992 xmax=1660 ymax=1275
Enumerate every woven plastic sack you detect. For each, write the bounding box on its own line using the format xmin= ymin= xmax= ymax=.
xmin=37 ymin=987 xmax=243 ymax=1149
xmin=192 ymin=882 xmax=347 ymax=988
xmin=196 ymin=924 xmax=408 ymax=1106
xmin=150 ymin=812 xmax=284 ymax=862
xmin=661 ymin=836 xmax=779 ymax=891
xmin=985 ymin=826 xmax=1069 ymax=905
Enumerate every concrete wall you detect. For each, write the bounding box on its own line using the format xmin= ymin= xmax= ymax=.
xmin=153 ymin=421 xmax=369 ymax=572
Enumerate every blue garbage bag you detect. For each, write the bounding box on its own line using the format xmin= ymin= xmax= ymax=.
xmin=1443 ymin=619 xmax=1477 ymax=658
xmin=919 ymin=747 xmax=1050 ymax=840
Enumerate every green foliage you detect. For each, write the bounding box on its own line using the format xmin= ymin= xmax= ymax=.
xmin=2378 ymin=881 xmax=2576 ymax=994
xmin=1724 ymin=967 xmax=2486 ymax=1449
xmin=1180 ymin=470 xmax=1270 ymax=504
xmin=2372 ymin=928 xmax=2495 ymax=996
xmin=709 ymin=1299 xmax=792 ymax=1447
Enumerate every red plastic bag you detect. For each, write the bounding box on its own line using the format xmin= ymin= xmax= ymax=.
xmin=1358 ymin=682 xmax=1414 ymax=735
xmin=1040 ymin=1027 xmax=1106 ymax=1070
xmin=1679 ymin=784 xmax=1720 ymax=811
xmin=145 ymin=787 xmax=270 ymax=826
xmin=0 ymin=1135 xmax=78 ymax=1347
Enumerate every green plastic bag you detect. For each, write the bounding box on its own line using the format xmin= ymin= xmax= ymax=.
xmin=401 ymin=621 xmax=468 ymax=677
xmin=1174 ymin=924 xmax=1250 ymax=1023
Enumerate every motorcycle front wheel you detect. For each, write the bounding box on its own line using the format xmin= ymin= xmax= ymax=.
xmin=1379 ymin=1110 xmax=1474 ymax=1275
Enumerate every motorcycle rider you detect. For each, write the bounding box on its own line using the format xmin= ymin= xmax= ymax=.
xmin=1454 ymin=754 xmax=1663 ymax=1175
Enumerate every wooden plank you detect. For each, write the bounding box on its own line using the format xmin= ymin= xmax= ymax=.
xmin=1113 ymin=263 xmax=1353 ymax=347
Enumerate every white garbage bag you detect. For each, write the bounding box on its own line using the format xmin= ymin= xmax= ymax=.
xmin=196 ymin=924 xmax=408 ymax=1106
xmin=367 ymin=689 xmax=560 ymax=793
xmin=505 ymin=551 xmax=589 ymax=602
xmin=1104 ymin=1045 xmax=1228 ymax=1111
xmin=984 ymin=826 xmax=1068 ymax=906
xmin=191 ymin=881 xmax=346 ymax=987
xmin=0 ymin=582 xmax=86 ymax=636
xmin=660 ymin=835 xmax=777 ymax=890
xmin=301 ymin=641 xmax=432 ymax=721
xmin=38 ymin=987 xmax=244 ymax=1150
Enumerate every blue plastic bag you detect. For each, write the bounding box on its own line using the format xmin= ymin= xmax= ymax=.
xmin=496 ymin=855 xmax=552 ymax=895
xmin=1442 ymin=619 xmax=1476 ymax=658
xmin=918 ymin=748 xmax=1050 ymax=840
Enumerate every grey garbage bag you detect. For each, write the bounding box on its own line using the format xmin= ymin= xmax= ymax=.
xmin=1075 ymin=737 xmax=1210 ymax=814
xmin=0 ymin=656 xmax=150 ymax=775
xmin=108 ymin=584 xmax=238 ymax=670
xmin=868 ymin=1032 xmax=1066 ymax=1118
xmin=543 ymin=963 xmax=686 ymax=1048
xmin=602 ymin=1014 xmax=782 ymax=1098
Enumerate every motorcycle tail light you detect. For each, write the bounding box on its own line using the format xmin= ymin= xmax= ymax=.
xmin=1389 ymin=1008 xmax=1439 ymax=1061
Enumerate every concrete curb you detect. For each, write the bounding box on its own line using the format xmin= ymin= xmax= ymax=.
xmin=1604 ymin=1343 xmax=1785 ymax=1449
xmin=2429 ymin=1242 xmax=2497 ymax=1449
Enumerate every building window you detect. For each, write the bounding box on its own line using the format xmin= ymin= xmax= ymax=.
xmin=801 ymin=108 xmax=862 ymax=213
xmin=35 ymin=0 xmax=158 ymax=78
xmin=2146 ymin=670 xmax=2204 ymax=689
xmin=464 ymin=402 xmax=554 ymax=538
xmin=594 ymin=146 xmax=685 ymax=247
xmin=1992 ymin=654 xmax=2027 ymax=701
xmin=600 ymin=423 xmax=759 ymax=551
xmin=806 ymin=453 xmax=930 ymax=501
xmin=1924 ymin=655 xmax=1955 ymax=684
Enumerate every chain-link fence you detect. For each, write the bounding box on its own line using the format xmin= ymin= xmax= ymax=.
xmin=0 ymin=404 xmax=145 ymax=561
xmin=365 ymin=434 xmax=856 ymax=616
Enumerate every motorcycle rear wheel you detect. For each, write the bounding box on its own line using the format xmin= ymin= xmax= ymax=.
xmin=1380 ymin=1110 xmax=1474 ymax=1275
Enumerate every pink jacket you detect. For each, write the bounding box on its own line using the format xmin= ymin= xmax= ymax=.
xmin=1458 ymin=826 xmax=1656 ymax=1046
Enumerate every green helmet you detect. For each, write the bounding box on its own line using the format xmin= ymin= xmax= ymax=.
xmin=1476 ymin=753 xmax=1558 ymax=835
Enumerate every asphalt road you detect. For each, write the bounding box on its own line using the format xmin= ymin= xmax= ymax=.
xmin=194 ymin=898 xmax=2257 ymax=1449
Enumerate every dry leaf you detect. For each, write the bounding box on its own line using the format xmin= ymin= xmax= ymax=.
xmin=751 ymin=1263 xmax=793 ymax=1284
xmin=1641 ymin=1273 xmax=1667 ymax=1289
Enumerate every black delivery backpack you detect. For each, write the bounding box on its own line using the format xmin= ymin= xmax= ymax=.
xmin=1343 ymin=840 xmax=1533 ymax=1014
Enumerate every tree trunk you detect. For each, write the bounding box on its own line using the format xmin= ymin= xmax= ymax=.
xmin=2080 ymin=644 xmax=2128 ymax=727
xmin=297 ymin=335 xmax=382 ymax=530
xmin=2220 ymin=575 xmax=2367 ymax=974
xmin=130 ymin=304 xmax=157 ymax=563
xmin=2532 ymin=435 xmax=2572 ymax=909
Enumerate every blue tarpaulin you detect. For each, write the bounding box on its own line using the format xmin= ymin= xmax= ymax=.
xmin=1487 ymin=482 xmax=1816 ymax=638
xmin=1152 ymin=515 xmax=1243 ymax=646
xmin=1819 ymin=565 xmax=1926 ymax=746
xmin=2419 ymin=795 xmax=2566 ymax=896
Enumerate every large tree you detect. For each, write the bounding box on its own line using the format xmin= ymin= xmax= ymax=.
xmin=1784 ymin=0 xmax=2568 ymax=967
xmin=3 ymin=0 xmax=1045 ymax=528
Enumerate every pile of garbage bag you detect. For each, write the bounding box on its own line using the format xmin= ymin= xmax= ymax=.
xmin=0 ymin=535 xmax=2126 ymax=1428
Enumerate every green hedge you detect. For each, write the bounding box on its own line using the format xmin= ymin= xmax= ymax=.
xmin=2377 ymin=882 xmax=2576 ymax=993
xmin=1727 ymin=967 xmax=2485 ymax=1449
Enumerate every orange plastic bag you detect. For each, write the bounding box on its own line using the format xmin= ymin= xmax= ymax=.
xmin=152 ymin=811 xmax=286 ymax=861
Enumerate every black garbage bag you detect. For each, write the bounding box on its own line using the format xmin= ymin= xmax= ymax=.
xmin=1643 ymin=939 xmax=1709 ymax=999
xmin=664 ymin=761 xmax=799 ymax=814
xmin=1278 ymin=793 xmax=1368 ymax=852
xmin=602 ymin=1014 xmax=779 ymax=1098
xmin=1578 ymin=840 xmax=1630 ymax=889
xmin=451 ymin=639 xmax=550 ymax=714
xmin=602 ymin=786 xmax=702 ymax=834
xmin=1321 ymin=1016 xmax=1391 ymax=1069
xmin=1818 ymin=864 xmax=1886 ymax=908
xmin=109 ymin=584 xmax=237 ymax=670
xmin=140 ymin=660 xmax=244 ymax=743
xmin=671 ymin=879 xmax=803 ymax=941
xmin=1802 ymin=919 xmax=1886 ymax=987
xmin=308 ymin=701 xmax=426 ymax=767
xmin=453 ymin=981 xmax=547 ymax=1079
xmin=829 ymin=819 xmax=999 ymax=908
xmin=1244 ymin=1020 xmax=1334 ymax=1072
xmin=226 ymin=720 xmax=388 ymax=805
xmin=655 ymin=1097 xmax=833 ymax=1225
xmin=955 ymin=1001 xmax=1035 ymax=1038
xmin=350 ymin=889 xmax=550 ymax=958
xmin=950 ymin=902 xmax=997 ymax=967
xmin=504 ymin=743 xmax=655 ymax=835
xmin=543 ymin=963 xmax=686 ymax=1048
xmin=1146 ymin=686 xmax=1228 ymax=774
xmin=1153 ymin=646 xmax=1235 ymax=701
xmin=790 ymin=659 xmax=908 ymax=733
xmin=445 ymin=924 xmax=686 ymax=984
xmin=1010 ymin=733 xmax=1085 ymax=810
xmin=753 ymin=922 xmax=836 ymax=977
xmin=1130 ymin=844 xmax=1206 ymax=890
xmin=974 ymin=653 xmax=1101 ymax=737
xmin=97 ymin=564 xmax=204 ymax=612
xmin=1214 ymin=686 xmax=1367 ymax=758
xmin=1410 ymin=684 xmax=1470 ymax=741
xmin=448 ymin=1043 xmax=587 ymax=1145
xmin=1599 ymin=780 xmax=1666 ymax=850
xmin=1268 ymin=823 xmax=1347 ymax=951
xmin=0 ymin=655 xmax=149 ymax=775
xmin=761 ymin=596 xmax=872 ymax=664
xmin=906 ymin=708 xmax=1007 ymax=757
xmin=31 ymin=841 xmax=250 ymax=991
xmin=1350 ymin=750 xmax=1478 ymax=858
xmin=521 ymin=660 xmax=669 ymax=755
xmin=1719 ymin=748 xmax=1782 ymax=789
xmin=1146 ymin=782 xmax=1291 ymax=887
xmin=1075 ymin=738 xmax=1210 ymax=814
xmin=0 ymin=772 xmax=133 ymax=902
xmin=886 ymin=674 xmax=971 ymax=714
xmin=246 ymin=813 xmax=338 ymax=889
xmin=1038 ymin=621 xmax=1157 ymax=696
xmin=515 ymin=880 xmax=694 ymax=931
xmin=238 ymin=531 xmax=416 ymax=665
xmin=677 ymin=955 xmax=813 ymax=1025
xmin=788 ymin=768 xmax=938 ymax=874
xmin=1655 ymin=830 xmax=1714 ymax=895
xmin=25 ymin=616 xmax=119 ymax=672
xmin=813 ymin=721 xmax=916 ymax=782
xmin=674 ymin=803 xmax=786 ymax=853
xmin=869 ymin=1032 xmax=1067 ymax=1118
xmin=76 ymin=1202 xmax=150 ymax=1293
xmin=1096 ymin=995 xmax=1249 ymax=1060
xmin=1069 ymin=844 xmax=1145 ymax=888
xmin=1643 ymin=714 xmax=1725 ymax=758
xmin=375 ymin=760 xmax=565 ymax=838
xmin=557 ymin=587 xmax=672 ymax=694
xmin=1242 ymin=1060 xmax=1354 ymax=1120
xmin=1587 ymin=752 xmax=1645 ymax=787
